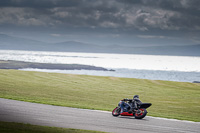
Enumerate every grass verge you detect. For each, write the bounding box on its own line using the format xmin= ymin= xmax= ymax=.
xmin=0 ymin=69 xmax=200 ymax=122
xmin=0 ymin=121 xmax=106 ymax=133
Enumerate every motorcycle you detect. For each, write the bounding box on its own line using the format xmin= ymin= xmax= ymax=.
xmin=112 ymin=99 xmax=152 ymax=119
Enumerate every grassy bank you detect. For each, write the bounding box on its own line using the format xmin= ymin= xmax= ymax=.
xmin=0 ymin=69 xmax=200 ymax=122
xmin=0 ymin=121 xmax=106 ymax=133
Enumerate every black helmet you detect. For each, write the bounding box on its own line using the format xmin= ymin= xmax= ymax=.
xmin=133 ymin=95 xmax=139 ymax=99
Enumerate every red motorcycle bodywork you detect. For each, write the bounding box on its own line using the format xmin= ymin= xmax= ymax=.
xmin=120 ymin=112 xmax=134 ymax=116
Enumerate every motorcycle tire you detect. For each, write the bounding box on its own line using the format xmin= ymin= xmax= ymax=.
xmin=134 ymin=108 xmax=147 ymax=119
xmin=112 ymin=107 xmax=121 ymax=117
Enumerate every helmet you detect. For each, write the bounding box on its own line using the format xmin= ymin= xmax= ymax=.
xmin=133 ymin=95 xmax=139 ymax=99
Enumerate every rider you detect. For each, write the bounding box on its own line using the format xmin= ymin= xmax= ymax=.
xmin=120 ymin=95 xmax=142 ymax=114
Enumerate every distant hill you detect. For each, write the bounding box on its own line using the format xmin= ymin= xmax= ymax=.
xmin=0 ymin=34 xmax=200 ymax=56
xmin=51 ymin=41 xmax=104 ymax=52
xmin=0 ymin=34 xmax=49 ymax=51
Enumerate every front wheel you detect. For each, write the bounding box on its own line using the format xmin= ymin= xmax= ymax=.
xmin=112 ymin=107 xmax=121 ymax=117
xmin=134 ymin=108 xmax=147 ymax=119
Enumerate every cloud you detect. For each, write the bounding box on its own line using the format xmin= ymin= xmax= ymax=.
xmin=0 ymin=0 xmax=200 ymax=46
xmin=0 ymin=0 xmax=80 ymax=8
xmin=137 ymin=35 xmax=166 ymax=39
xmin=50 ymin=34 xmax=61 ymax=37
xmin=0 ymin=0 xmax=199 ymax=32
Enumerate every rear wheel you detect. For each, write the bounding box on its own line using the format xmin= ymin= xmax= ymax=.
xmin=112 ymin=107 xmax=121 ymax=117
xmin=134 ymin=108 xmax=147 ymax=119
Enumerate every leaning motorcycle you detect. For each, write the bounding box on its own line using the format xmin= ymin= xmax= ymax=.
xmin=112 ymin=99 xmax=152 ymax=119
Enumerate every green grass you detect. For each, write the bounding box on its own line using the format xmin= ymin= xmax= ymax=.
xmin=0 ymin=121 xmax=106 ymax=133
xmin=0 ymin=69 xmax=200 ymax=122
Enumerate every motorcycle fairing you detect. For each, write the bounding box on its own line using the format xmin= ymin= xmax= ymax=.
xmin=118 ymin=101 xmax=131 ymax=112
xmin=120 ymin=112 xmax=134 ymax=116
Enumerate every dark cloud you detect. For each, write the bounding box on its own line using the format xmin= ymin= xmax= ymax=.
xmin=0 ymin=0 xmax=200 ymax=45
xmin=0 ymin=0 xmax=80 ymax=8
xmin=0 ymin=0 xmax=199 ymax=30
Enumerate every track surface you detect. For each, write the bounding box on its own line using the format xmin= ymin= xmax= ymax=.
xmin=0 ymin=98 xmax=199 ymax=133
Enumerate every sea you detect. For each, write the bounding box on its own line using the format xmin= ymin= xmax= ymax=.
xmin=0 ymin=50 xmax=200 ymax=82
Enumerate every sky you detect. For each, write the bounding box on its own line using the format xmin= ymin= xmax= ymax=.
xmin=0 ymin=0 xmax=200 ymax=46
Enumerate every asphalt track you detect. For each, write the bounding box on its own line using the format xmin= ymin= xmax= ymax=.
xmin=0 ymin=98 xmax=199 ymax=133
